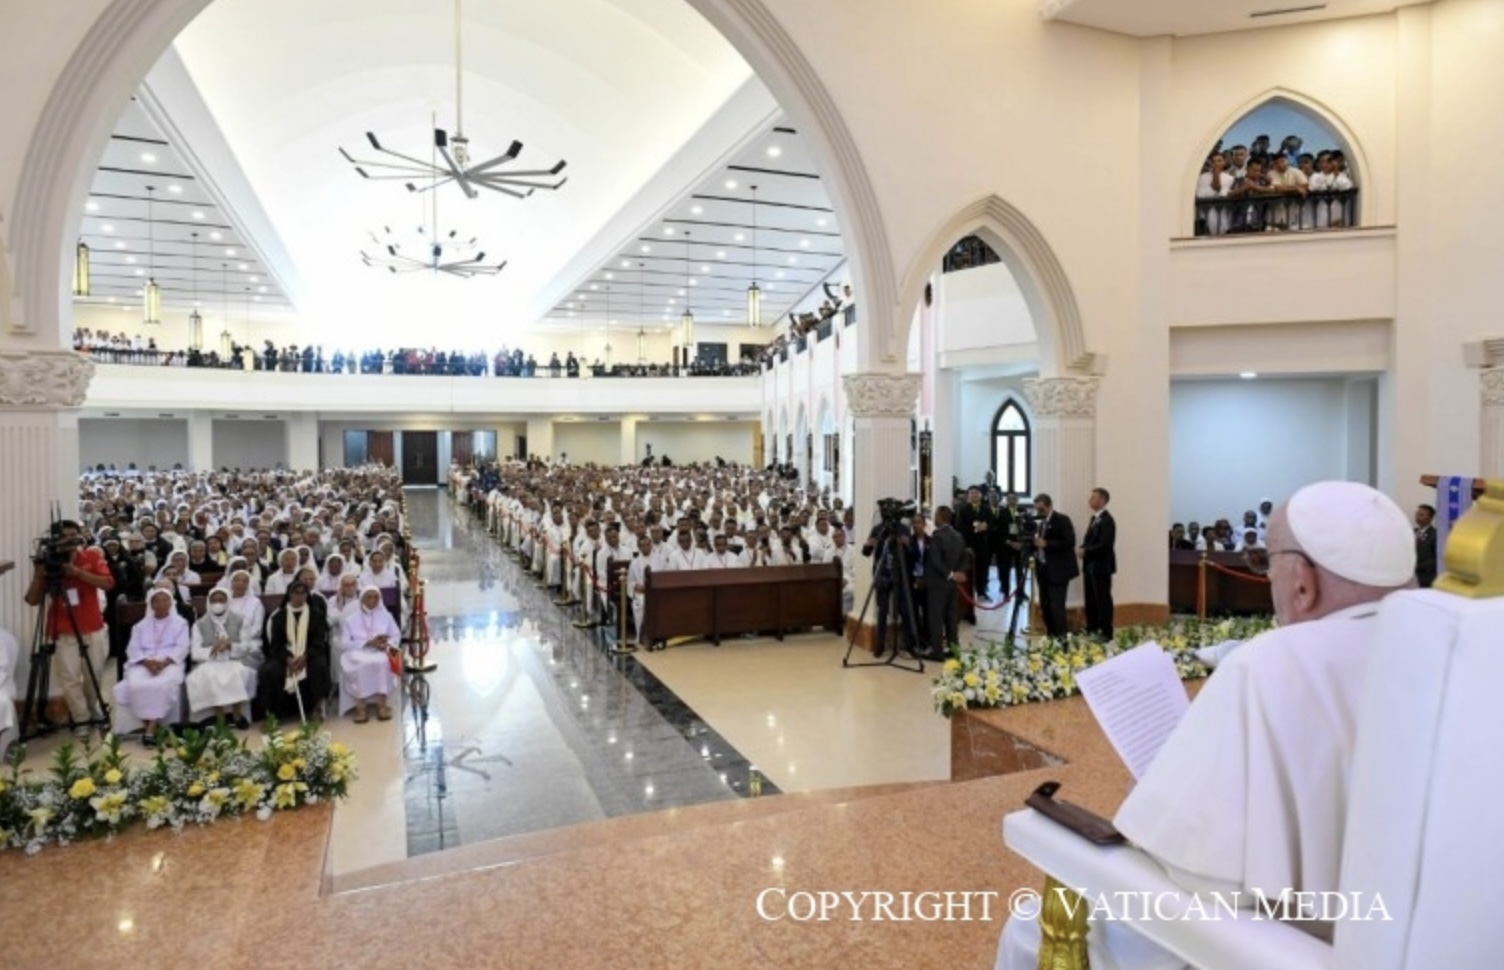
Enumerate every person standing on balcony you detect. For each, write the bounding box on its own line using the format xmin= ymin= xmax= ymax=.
xmin=1196 ymin=151 xmax=1234 ymax=235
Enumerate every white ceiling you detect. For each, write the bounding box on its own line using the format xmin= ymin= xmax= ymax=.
xmin=167 ymin=0 xmax=756 ymax=345
xmin=544 ymin=124 xmax=843 ymax=330
xmin=1044 ymin=0 xmax=1433 ymax=37
xmin=75 ymin=98 xmax=290 ymax=319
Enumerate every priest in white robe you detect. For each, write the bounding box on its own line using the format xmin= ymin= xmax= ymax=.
xmin=115 ymin=586 xmax=190 ymax=742
xmin=185 ymin=587 xmax=259 ymax=728
xmin=340 ymin=585 xmax=399 ymax=723
xmin=997 ymin=480 xmax=1418 ymax=970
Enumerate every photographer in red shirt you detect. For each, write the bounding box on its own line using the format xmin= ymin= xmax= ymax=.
xmin=24 ymin=520 xmax=114 ymax=736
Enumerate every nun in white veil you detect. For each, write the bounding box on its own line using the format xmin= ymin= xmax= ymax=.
xmin=339 ymin=585 xmax=399 ymax=723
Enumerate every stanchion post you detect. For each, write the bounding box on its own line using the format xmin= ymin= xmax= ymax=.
xmin=612 ymin=565 xmax=636 ymax=654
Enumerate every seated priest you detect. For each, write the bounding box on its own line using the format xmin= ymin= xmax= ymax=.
xmin=997 ymin=481 xmax=1418 ymax=970
xmin=339 ymin=585 xmax=399 ymax=723
xmin=185 ymin=587 xmax=259 ymax=729
xmin=256 ymin=580 xmax=331 ymax=724
xmin=114 ymin=585 xmax=190 ymax=743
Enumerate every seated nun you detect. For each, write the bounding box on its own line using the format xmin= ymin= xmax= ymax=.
xmin=997 ymin=481 xmax=1419 ymax=970
xmin=339 ymin=585 xmax=400 ymax=723
xmin=114 ymin=585 xmax=190 ymax=744
xmin=185 ymin=587 xmax=259 ymax=729
xmin=225 ymin=569 xmax=266 ymax=649
xmin=315 ymin=553 xmax=348 ymax=596
xmin=263 ymin=547 xmax=301 ymax=596
xmin=328 ymin=573 xmax=362 ymax=651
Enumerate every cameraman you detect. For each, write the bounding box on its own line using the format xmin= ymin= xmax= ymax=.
xmin=23 ymin=520 xmax=114 ymax=737
xmin=861 ymin=507 xmax=921 ymax=657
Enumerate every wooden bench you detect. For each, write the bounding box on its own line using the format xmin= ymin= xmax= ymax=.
xmin=1168 ymin=548 xmax=1273 ymax=615
xmin=641 ymin=562 xmax=843 ymax=646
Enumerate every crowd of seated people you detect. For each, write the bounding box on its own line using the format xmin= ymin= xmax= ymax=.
xmin=1194 ymin=133 xmax=1357 ymax=235
xmin=1168 ymin=500 xmax=1276 ymax=556
xmin=54 ymin=465 xmax=413 ymax=738
xmin=460 ymin=459 xmax=872 ymax=651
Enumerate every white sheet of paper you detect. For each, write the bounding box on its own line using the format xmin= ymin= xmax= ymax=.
xmin=1074 ymin=641 xmax=1190 ymax=780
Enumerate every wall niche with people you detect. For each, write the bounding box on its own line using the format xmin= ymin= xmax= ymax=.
xmin=1192 ymin=96 xmax=1359 ymax=238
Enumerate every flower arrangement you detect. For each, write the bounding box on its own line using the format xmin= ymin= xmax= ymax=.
xmin=0 ymin=718 xmax=356 ymax=854
xmin=932 ymin=616 xmax=1276 ymax=718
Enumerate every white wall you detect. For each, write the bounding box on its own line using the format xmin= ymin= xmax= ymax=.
xmin=1169 ymin=377 xmax=1376 ymax=525
xmin=212 ymin=419 xmax=286 ymax=470
xmin=79 ymin=417 xmax=187 ymax=470
xmin=554 ymin=421 xmax=622 ymax=465
xmin=638 ymin=421 xmax=757 ymax=465
xmin=954 ymin=375 xmax=1036 ymax=500
xmin=936 ymin=264 xmax=1035 ymax=355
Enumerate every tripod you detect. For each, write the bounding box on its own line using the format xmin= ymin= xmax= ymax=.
xmin=842 ymin=529 xmax=925 ymax=674
xmin=20 ymin=575 xmax=111 ymax=742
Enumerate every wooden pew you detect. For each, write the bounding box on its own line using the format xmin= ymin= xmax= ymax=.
xmin=641 ymin=562 xmax=843 ymax=646
xmin=114 ymin=593 xmax=287 ymax=630
xmin=1168 ymin=548 xmax=1273 ymax=615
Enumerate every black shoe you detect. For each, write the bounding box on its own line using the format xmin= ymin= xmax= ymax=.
xmin=233 ymin=715 xmax=251 ymax=730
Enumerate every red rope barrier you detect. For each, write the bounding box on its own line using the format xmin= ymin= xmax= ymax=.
xmin=1204 ymin=559 xmax=1272 ymax=584
xmin=956 ymin=581 xmax=1017 ymax=611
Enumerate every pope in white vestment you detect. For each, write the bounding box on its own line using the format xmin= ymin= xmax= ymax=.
xmin=997 ymin=481 xmax=1418 ymax=970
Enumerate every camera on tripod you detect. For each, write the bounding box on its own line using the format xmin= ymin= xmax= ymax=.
xmin=1014 ymin=506 xmax=1041 ymax=540
xmin=876 ymin=497 xmax=918 ymax=528
xmin=31 ymin=517 xmax=82 ymax=582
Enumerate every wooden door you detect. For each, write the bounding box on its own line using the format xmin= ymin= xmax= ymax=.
xmin=367 ymin=431 xmax=395 ymax=467
xmin=402 ymin=430 xmax=439 ymax=485
xmin=452 ymin=431 xmax=474 ymax=467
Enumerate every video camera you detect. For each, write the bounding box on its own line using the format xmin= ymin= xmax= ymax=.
xmin=30 ymin=507 xmax=82 ymax=582
xmin=1014 ymin=505 xmax=1041 ymax=540
xmin=876 ymin=497 xmax=918 ymax=528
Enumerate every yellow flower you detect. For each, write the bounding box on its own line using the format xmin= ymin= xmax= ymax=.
xmin=175 ymin=747 xmax=188 ymax=759
xmin=232 ymin=779 xmax=264 ymax=809
xmin=947 ymin=691 xmax=967 ymax=710
xmin=983 ymin=684 xmax=1002 ymax=703
xmin=28 ymin=807 xmax=52 ymax=829
xmin=1011 ymin=683 xmax=1029 ymax=701
xmin=103 ymin=769 xmax=123 ymax=786
xmin=0 ymin=779 xmax=7 ymax=794
xmin=963 ymin=672 xmax=980 ymax=689
xmin=277 ymin=763 xmax=297 ymax=781
xmin=142 ymin=795 xmax=170 ymax=817
xmin=205 ymin=788 xmax=230 ymax=807
xmin=69 ymin=777 xmax=96 ymax=800
xmin=186 ymin=782 xmax=205 ymax=798
xmin=942 ymin=659 xmax=961 ymax=675
xmin=206 ymin=772 xmax=220 ymax=786
xmin=272 ymin=781 xmax=307 ymax=809
xmin=984 ymin=670 xmax=1001 ymax=687
xmin=1027 ymin=657 xmax=1043 ymax=674
xmin=291 ymin=758 xmax=306 ymax=771
xmin=330 ymin=742 xmax=350 ymax=758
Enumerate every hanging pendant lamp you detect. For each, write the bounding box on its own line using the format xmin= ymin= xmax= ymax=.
xmin=747 ymin=186 xmax=761 ymax=327
xmin=143 ymin=186 xmax=161 ymax=325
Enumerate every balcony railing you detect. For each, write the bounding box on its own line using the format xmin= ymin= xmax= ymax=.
xmin=1194 ymin=189 xmax=1359 ymax=236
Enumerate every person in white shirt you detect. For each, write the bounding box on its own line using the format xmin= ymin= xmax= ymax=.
xmin=592 ymin=526 xmax=637 ymax=628
xmin=1234 ymin=528 xmax=1263 ymax=552
xmin=627 ymin=535 xmax=655 ymax=648
xmin=1308 ymin=151 xmax=1355 ymax=227
xmin=1195 ymin=151 xmax=1234 ymax=235
xmin=185 ymin=588 xmax=259 ymax=728
xmin=702 ymin=533 xmax=745 ymax=569
xmin=1267 ymin=153 xmax=1308 ymax=229
xmin=828 ymin=527 xmax=856 ymax=615
xmin=666 ymin=529 xmax=708 ymax=571
xmin=805 ymin=513 xmax=834 ymax=563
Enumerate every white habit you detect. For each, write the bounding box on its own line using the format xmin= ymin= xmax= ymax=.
xmin=340 ymin=601 xmax=400 ymax=710
xmin=115 ymin=609 xmax=190 ymax=721
xmin=185 ymin=609 xmax=259 ymax=720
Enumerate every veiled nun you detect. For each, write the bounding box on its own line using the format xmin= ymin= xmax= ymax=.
xmin=339 ymin=585 xmax=400 ymax=723
xmin=114 ymin=586 xmax=189 ymax=743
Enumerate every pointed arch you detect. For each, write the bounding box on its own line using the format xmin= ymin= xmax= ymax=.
xmin=991 ymin=397 xmax=1033 ymax=497
xmin=1183 ymin=87 xmax=1371 ymax=233
xmin=896 ymin=194 xmax=1092 ymax=377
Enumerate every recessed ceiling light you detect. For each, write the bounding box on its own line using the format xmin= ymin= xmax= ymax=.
xmin=224 ymin=248 xmax=236 ymax=256
xmin=102 ymin=224 xmax=114 ymax=233
xmin=85 ymin=201 xmax=99 ymax=212
xmin=252 ymin=296 xmax=260 ymax=302
xmin=589 ymin=284 xmax=598 ymax=290
xmin=725 ymin=180 xmax=738 ymax=190
xmin=716 ymin=251 xmax=726 ymax=259
xmin=788 ymin=256 xmax=797 ymax=264
xmin=238 ymin=263 xmax=248 ymax=271
xmin=799 ymin=240 xmax=810 ymax=248
xmin=641 ymin=245 xmax=651 ymax=253
xmin=667 ymin=298 xmax=675 ymax=304
xmin=775 ymin=271 xmax=783 ymax=278
xmin=1240 ymin=371 xmax=1258 ymax=379
xmin=133 ymin=268 xmax=144 ymax=276
xmin=258 ymin=286 xmax=268 ymax=294
xmin=605 ymin=272 xmax=614 ymax=280
xmin=766 ymin=284 xmax=776 ymax=291
xmin=124 ymin=256 xmax=136 ymax=264
xmin=168 ymin=185 xmax=183 ymax=194
xmin=140 ymin=152 xmax=157 ymax=164
xmin=210 ymin=232 xmax=222 ymax=241
xmin=192 ymin=211 xmax=205 ymax=220
xmin=249 ymin=276 xmax=259 ymax=283
xmin=689 ymin=280 xmax=697 ymax=286
xmin=700 ymin=265 xmax=710 ymax=273
xmin=722 ymin=310 xmax=730 ymax=317
xmin=691 ymin=205 xmax=703 ymax=215
xmin=663 ymin=226 xmax=675 ymax=235
xmin=816 ymin=218 xmax=827 ymax=227
xmin=767 ymin=146 xmax=782 ymax=158
xmin=113 ymin=242 xmax=126 ymax=249
xmin=733 ymin=234 xmax=745 ymax=242
xmin=677 ymin=289 xmax=685 ymax=296
xmin=621 ymin=259 xmax=631 ymax=268
xmin=107 ymin=296 xmax=116 ymax=303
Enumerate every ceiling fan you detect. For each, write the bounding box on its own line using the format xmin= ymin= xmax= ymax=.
xmin=338 ymin=0 xmax=567 ymax=201
xmin=360 ymin=225 xmax=506 ymax=278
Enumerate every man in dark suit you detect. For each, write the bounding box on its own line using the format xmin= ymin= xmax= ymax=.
xmin=1078 ymin=487 xmax=1117 ymax=640
xmin=993 ymin=491 xmax=1021 ymax=600
xmin=1031 ymin=493 xmax=1078 ymax=638
xmin=1414 ymin=503 xmax=1438 ymax=588
xmin=924 ymin=506 xmax=968 ymax=658
xmin=956 ymin=486 xmax=995 ymax=621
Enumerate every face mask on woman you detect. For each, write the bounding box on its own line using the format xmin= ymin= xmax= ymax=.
xmin=209 ymin=601 xmax=228 ymax=616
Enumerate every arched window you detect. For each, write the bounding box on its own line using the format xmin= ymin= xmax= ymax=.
xmin=1192 ymin=96 xmax=1359 ymax=236
xmin=992 ymin=400 xmax=1031 ymax=497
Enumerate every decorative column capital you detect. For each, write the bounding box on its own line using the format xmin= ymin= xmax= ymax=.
xmin=1023 ymin=376 xmax=1101 ymax=418
xmin=1483 ymin=368 xmax=1504 ymax=407
xmin=843 ymin=372 xmax=921 ymax=419
xmin=0 ymin=350 xmax=95 ymax=408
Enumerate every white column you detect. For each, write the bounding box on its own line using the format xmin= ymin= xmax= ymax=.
xmin=187 ymin=411 xmax=214 ymax=472
xmin=1024 ymin=377 xmax=1100 ymax=609
xmin=526 ymin=417 xmax=554 ymax=461
xmin=1483 ymin=369 xmax=1504 ymax=479
xmin=620 ymin=416 xmax=639 ymax=466
xmin=932 ymin=368 xmax=956 ymax=503
xmin=0 ymin=351 xmax=92 ymax=659
xmin=286 ymin=413 xmax=319 ymax=471
xmin=843 ymin=372 xmax=921 ymax=639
